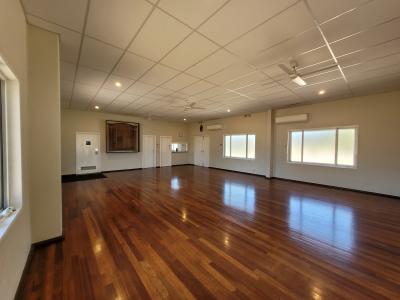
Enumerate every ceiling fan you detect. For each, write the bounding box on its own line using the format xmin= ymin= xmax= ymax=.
xmin=171 ymin=99 xmax=206 ymax=111
xmin=278 ymin=60 xmax=338 ymax=87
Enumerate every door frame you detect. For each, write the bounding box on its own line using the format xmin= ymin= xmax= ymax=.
xmin=142 ymin=135 xmax=156 ymax=168
xmin=202 ymin=135 xmax=210 ymax=168
xmin=159 ymin=136 xmax=172 ymax=167
xmin=194 ymin=135 xmax=202 ymax=166
xmin=194 ymin=135 xmax=210 ymax=167
xmin=76 ymin=132 xmax=101 ymax=174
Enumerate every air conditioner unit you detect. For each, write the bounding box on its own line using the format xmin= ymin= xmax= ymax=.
xmin=275 ymin=114 xmax=308 ymax=124
xmin=206 ymin=124 xmax=223 ymax=131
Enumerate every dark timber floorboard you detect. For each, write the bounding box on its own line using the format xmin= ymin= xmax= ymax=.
xmin=18 ymin=166 xmax=400 ymax=299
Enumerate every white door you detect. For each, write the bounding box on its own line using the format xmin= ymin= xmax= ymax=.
xmin=76 ymin=132 xmax=101 ymax=174
xmin=203 ymin=136 xmax=210 ymax=167
xmin=160 ymin=136 xmax=172 ymax=167
xmin=194 ymin=136 xmax=210 ymax=167
xmin=142 ymin=135 xmax=156 ymax=168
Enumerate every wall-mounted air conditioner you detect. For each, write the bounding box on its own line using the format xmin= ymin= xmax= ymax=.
xmin=206 ymin=124 xmax=223 ymax=131
xmin=275 ymin=114 xmax=308 ymax=124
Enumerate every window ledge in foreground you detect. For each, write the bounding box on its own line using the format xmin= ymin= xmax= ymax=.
xmin=0 ymin=207 xmax=18 ymax=241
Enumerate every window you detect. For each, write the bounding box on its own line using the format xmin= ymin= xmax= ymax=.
xmin=224 ymin=134 xmax=256 ymax=159
xmin=288 ymin=127 xmax=357 ymax=168
xmin=171 ymin=143 xmax=188 ymax=153
xmin=0 ymin=80 xmax=5 ymax=211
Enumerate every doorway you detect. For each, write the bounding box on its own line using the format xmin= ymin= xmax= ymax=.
xmin=194 ymin=135 xmax=210 ymax=167
xmin=76 ymin=132 xmax=101 ymax=174
xmin=142 ymin=135 xmax=156 ymax=168
xmin=160 ymin=136 xmax=172 ymax=167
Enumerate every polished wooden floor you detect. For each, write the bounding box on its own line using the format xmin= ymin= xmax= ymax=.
xmin=18 ymin=166 xmax=400 ymax=299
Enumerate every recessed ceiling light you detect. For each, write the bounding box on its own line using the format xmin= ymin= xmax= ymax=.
xmin=115 ymin=81 xmax=122 ymax=87
xmin=318 ymin=90 xmax=326 ymax=95
xmin=183 ymin=118 xmax=187 ymax=121
xmin=94 ymin=105 xmax=100 ymax=110
xmin=227 ymin=109 xmax=231 ymax=112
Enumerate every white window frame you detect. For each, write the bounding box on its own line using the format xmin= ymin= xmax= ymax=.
xmin=287 ymin=126 xmax=358 ymax=169
xmin=170 ymin=142 xmax=188 ymax=153
xmin=0 ymin=76 xmax=8 ymax=212
xmin=0 ymin=58 xmax=18 ymax=237
xmin=223 ymin=133 xmax=256 ymax=160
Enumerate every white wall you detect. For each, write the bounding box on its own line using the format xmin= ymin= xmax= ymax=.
xmin=0 ymin=0 xmax=31 ymax=299
xmin=61 ymin=109 xmax=190 ymax=174
xmin=28 ymin=25 xmax=63 ymax=243
xmin=188 ymin=111 xmax=272 ymax=176
xmin=273 ymin=90 xmax=400 ymax=197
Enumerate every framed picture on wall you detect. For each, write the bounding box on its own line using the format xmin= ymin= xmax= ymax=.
xmin=106 ymin=120 xmax=140 ymax=153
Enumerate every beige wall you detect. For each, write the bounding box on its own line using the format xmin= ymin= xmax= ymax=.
xmin=273 ymin=90 xmax=400 ymax=197
xmin=188 ymin=111 xmax=272 ymax=176
xmin=185 ymin=90 xmax=400 ymax=197
xmin=61 ymin=109 xmax=190 ymax=174
xmin=61 ymin=90 xmax=400 ymax=197
xmin=28 ymin=25 xmax=62 ymax=243
xmin=0 ymin=0 xmax=31 ymax=299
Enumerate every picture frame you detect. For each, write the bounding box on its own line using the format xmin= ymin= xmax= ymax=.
xmin=106 ymin=120 xmax=140 ymax=153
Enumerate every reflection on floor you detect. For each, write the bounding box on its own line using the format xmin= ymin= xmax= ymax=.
xmin=289 ymin=196 xmax=354 ymax=253
xmin=17 ymin=166 xmax=400 ymax=300
xmin=170 ymin=176 xmax=180 ymax=190
xmin=224 ymin=181 xmax=256 ymax=214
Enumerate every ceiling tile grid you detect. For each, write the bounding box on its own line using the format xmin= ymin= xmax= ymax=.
xmin=129 ymin=8 xmax=192 ymax=61
xmin=74 ymin=66 xmax=108 ymax=88
xmin=86 ymin=0 xmax=153 ymax=49
xmin=161 ymin=32 xmax=220 ymax=71
xmin=21 ymin=0 xmax=400 ymax=121
xmin=113 ymin=52 xmax=155 ymax=80
xmin=79 ymin=37 xmax=124 ymax=73
xmin=226 ymin=1 xmax=315 ymax=59
xmin=198 ymin=0 xmax=298 ymax=46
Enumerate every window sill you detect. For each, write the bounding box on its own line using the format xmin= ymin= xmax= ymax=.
xmin=223 ymin=156 xmax=256 ymax=161
xmin=0 ymin=207 xmax=18 ymax=242
xmin=287 ymin=161 xmax=357 ymax=169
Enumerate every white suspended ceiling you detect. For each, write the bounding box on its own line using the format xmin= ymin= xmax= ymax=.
xmin=22 ymin=0 xmax=400 ymax=121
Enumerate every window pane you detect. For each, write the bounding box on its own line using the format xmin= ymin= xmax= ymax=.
xmin=303 ymin=129 xmax=336 ymax=164
xmin=290 ymin=131 xmax=302 ymax=162
xmin=224 ymin=136 xmax=231 ymax=157
xmin=337 ymin=128 xmax=356 ymax=166
xmin=247 ymin=135 xmax=255 ymax=159
xmin=171 ymin=143 xmax=187 ymax=152
xmin=231 ymin=135 xmax=246 ymax=158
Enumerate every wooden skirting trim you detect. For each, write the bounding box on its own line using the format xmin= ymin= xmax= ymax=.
xmin=61 ymin=174 xmax=75 ymax=177
xmin=63 ymin=165 xmax=193 ymax=177
xmin=199 ymin=166 xmax=399 ymax=199
xmin=208 ymin=166 xmax=266 ymax=178
xmin=14 ymin=235 xmax=64 ymax=299
xmin=271 ymin=177 xmax=400 ymax=199
xmin=102 ymin=168 xmax=143 ymax=173
xmin=32 ymin=235 xmax=64 ymax=248
xmin=156 ymin=164 xmax=194 ymax=168
xmin=62 ymin=168 xmax=144 ymax=177
xmin=63 ymin=166 xmax=398 ymax=199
